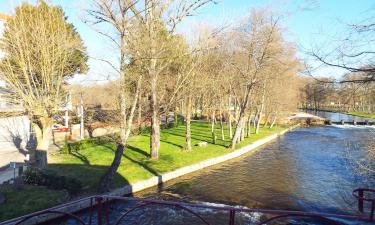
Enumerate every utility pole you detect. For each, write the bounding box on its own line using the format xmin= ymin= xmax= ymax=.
xmin=65 ymin=110 xmax=69 ymax=128
xmin=65 ymin=92 xmax=71 ymax=128
xmin=80 ymin=92 xmax=84 ymax=140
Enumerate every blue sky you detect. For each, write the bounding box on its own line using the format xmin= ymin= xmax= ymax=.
xmin=1 ymin=0 xmax=375 ymax=84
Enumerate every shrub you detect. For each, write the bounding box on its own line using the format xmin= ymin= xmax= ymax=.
xmin=61 ymin=138 xmax=99 ymax=154
xmin=161 ymin=122 xmax=175 ymax=129
xmin=23 ymin=168 xmax=82 ymax=195
xmin=64 ymin=178 xmax=82 ymax=195
xmin=139 ymin=126 xmax=151 ymax=135
xmin=22 ymin=167 xmax=43 ymax=185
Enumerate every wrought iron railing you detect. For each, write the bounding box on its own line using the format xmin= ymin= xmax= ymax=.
xmin=3 ymin=188 xmax=375 ymax=225
xmin=353 ymin=188 xmax=375 ymax=221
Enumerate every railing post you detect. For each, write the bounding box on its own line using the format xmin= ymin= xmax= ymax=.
xmin=228 ymin=210 xmax=235 ymax=225
xmin=89 ymin=198 xmax=93 ymax=225
xmin=358 ymin=189 xmax=364 ymax=213
xmin=96 ymin=197 xmax=103 ymax=225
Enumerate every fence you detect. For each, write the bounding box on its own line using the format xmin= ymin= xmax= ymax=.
xmin=4 ymin=188 xmax=375 ymax=225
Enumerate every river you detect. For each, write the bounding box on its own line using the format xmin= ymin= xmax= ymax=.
xmin=49 ymin=112 xmax=375 ymax=225
xmin=305 ymin=110 xmax=375 ymax=123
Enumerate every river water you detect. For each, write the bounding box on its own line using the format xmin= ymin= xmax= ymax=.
xmin=49 ymin=112 xmax=375 ymax=225
xmin=305 ymin=110 xmax=375 ymax=122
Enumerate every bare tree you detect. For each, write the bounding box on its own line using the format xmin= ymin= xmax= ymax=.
xmin=310 ymin=14 xmax=375 ymax=83
xmin=88 ymin=0 xmax=143 ymax=192
xmin=0 ymin=1 xmax=88 ymax=168
xmin=88 ymin=0 xmax=213 ymax=191
xmin=228 ymin=10 xmax=281 ymax=149
xmin=120 ymin=0 xmax=214 ymax=159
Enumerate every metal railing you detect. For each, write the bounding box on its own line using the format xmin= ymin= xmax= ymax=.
xmin=5 ymin=188 xmax=375 ymax=225
xmin=353 ymin=188 xmax=375 ymax=221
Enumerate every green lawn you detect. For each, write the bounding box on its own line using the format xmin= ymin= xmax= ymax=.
xmin=346 ymin=111 xmax=375 ymax=119
xmin=49 ymin=122 xmax=286 ymax=191
xmin=0 ymin=185 xmax=67 ymax=221
xmin=0 ymin=121 xmax=288 ymax=222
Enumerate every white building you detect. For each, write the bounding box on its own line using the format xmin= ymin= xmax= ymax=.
xmin=0 ymin=13 xmax=32 ymax=184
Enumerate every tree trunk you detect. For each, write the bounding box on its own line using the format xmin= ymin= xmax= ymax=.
xmin=137 ymin=93 xmax=142 ymax=133
xmin=231 ymin=105 xmax=246 ymax=148
xmin=211 ymin=111 xmax=216 ymax=144
xmin=174 ymin=106 xmax=178 ymax=127
xmin=185 ymin=95 xmax=192 ymax=151
xmin=255 ymin=111 xmax=262 ymax=134
xmin=98 ymin=76 xmax=142 ymax=193
xmin=150 ymin=73 xmax=160 ymax=160
xmin=233 ymin=99 xmax=238 ymax=127
xmin=256 ymin=84 xmax=266 ymax=134
xmin=240 ymin=119 xmax=245 ymax=141
xmin=231 ymin=85 xmax=252 ymax=149
xmin=194 ymin=98 xmax=200 ymax=120
xmin=99 ymin=91 xmax=127 ymax=193
xmin=252 ymin=108 xmax=258 ymax=128
xmin=263 ymin=114 xmax=271 ymax=127
xmin=32 ymin=116 xmax=53 ymax=168
xmin=165 ymin=110 xmax=169 ymax=127
xmin=246 ymin=115 xmax=251 ymax=138
xmin=181 ymin=100 xmax=184 ymax=116
xmin=220 ymin=110 xmax=225 ymax=141
xmin=98 ymin=143 xmax=124 ymax=192
xmin=228 ymin=94 xmax=233 ymax=139
xmin=233 ymin=117 xmax=244 ymax=145
xmin=200 ymin=97 xmax=204 ymax=119
xmin=270 ymin=115 xmax=277 ymax=129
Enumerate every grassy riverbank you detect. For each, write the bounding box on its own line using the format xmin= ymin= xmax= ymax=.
xmin=302 ymin=108 xmax=375 ymax=119
xmin=346 ymin=112 xmax=375 ymax=119
xmin=0 ymin=122 xmax=289 ymax=221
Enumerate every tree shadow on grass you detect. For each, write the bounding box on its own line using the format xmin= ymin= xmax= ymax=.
xmin=161 ymin=139 xmax=184 ymax=148
xmin=162 ymin=131 xmax=207 ymax=142
xmin=126 ymin=145 xmax=150 ymax=158
xmin=122 ymin=151 xmax=158 ymax=177
xmin=47 ymin=163 xmax=130 ymax=193
xmin=69 ymin=151 xmax=90 ymax=166
xmin=162 ymin=131 xmax=229 ymax=147
xmin=159 ymin=133 xmax=184 ymax=148
xmin=97 ymin=144 xmax=163 ymax=186
xmin=122 ymin=146 xmax=164 ymax=190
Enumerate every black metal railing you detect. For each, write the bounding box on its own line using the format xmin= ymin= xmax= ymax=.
xmin=3 ymin=188 xmax=375 ymax=225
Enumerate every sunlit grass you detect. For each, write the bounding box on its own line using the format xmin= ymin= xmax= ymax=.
xmin=347 ymin=112 xmax=375 ymax=119
xmin=0 ymin=121 xmax=288 ymax=222
xmin=49 ymin=122 xmax=287 ymax=191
